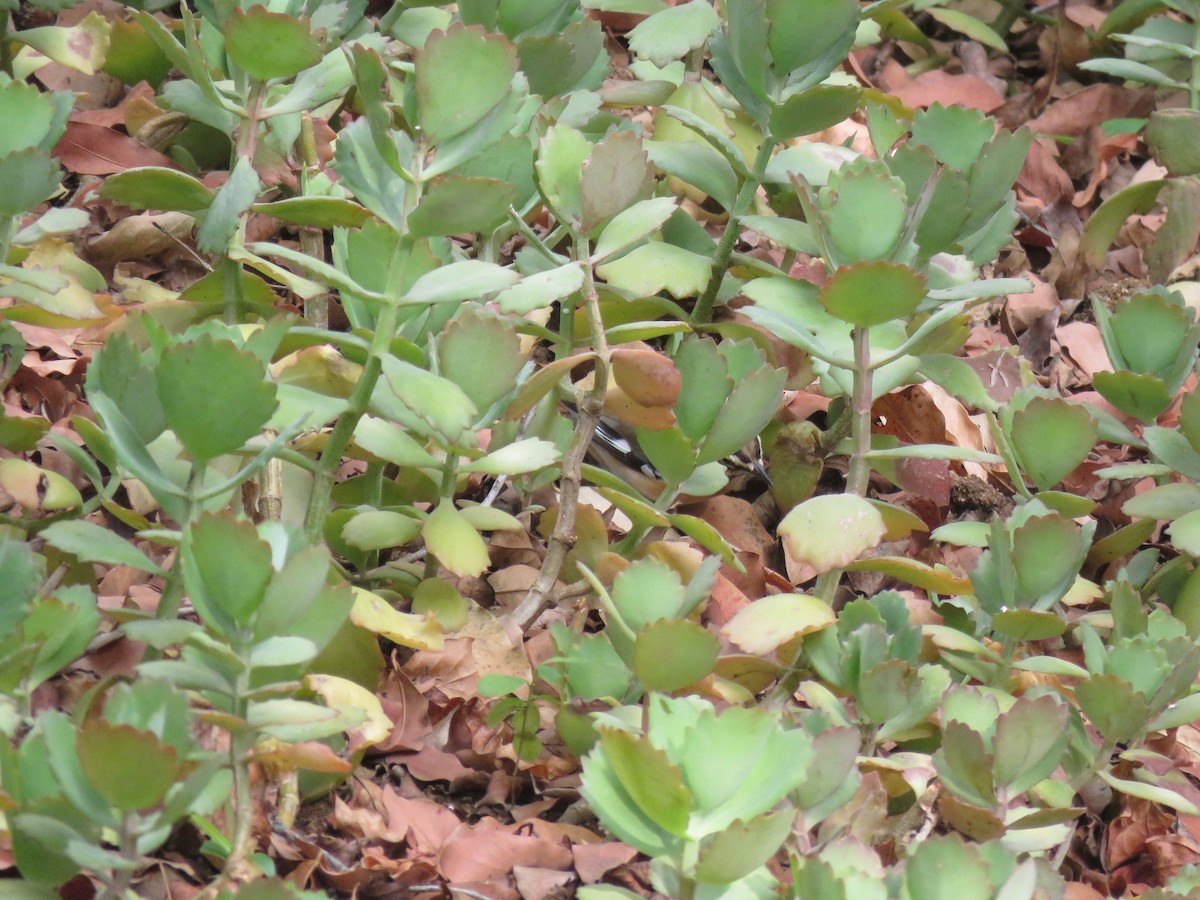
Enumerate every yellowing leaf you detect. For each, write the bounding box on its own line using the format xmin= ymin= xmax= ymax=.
xmin=723 ymin=593 xmax=836 ymax=654
xmin=350 ymin=587 xmax=443 ymax=651
xmin=305 ymin=673 xmax=392 ymax=750
xmin=779 ymin=494 xmax=885 ymax=572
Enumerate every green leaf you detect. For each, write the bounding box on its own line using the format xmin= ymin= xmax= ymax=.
xmin=246 ymin=699 xmax=363 ymax=743
xmin=412 ymin=578 xmax=468 ymax=631
xmin=991 ymin=609 xmax=1066 ymax=641
xmin=675 ymin=336 xmax=732 ymax=441
xmin=332 ymin=119 xmax=408 ymax=231
xmin=478 ymin=673 xmax=527 ymax=697
xmin=592 ymin=196 xmax=677 ymax=263
xmin=381 ymin=358 xmax=476 ymax=442
xmin=496 ymin=262 xmax=584 ymax=314
xmin=438 ymin=308 xmax=524 ymax=410
xmin=595 ymin=727 xmax=691 ymax=836
xmin=76 ymin=720 xmax=180 ymax=811
xmin=820 ymin=164 xmax=909 ymax=264
xmin=1011 ymin=514 xmax=1086 ymax=607
xmin=844 ymin=557 xmax=972 ymax=595
xmin=1109 ymin=292 xmax=1192 ymax=379
xmin=1167 ymin=508 xmax=1200 ymax=555
xmin=1093 ymin=370 xmax=1173 ymax=423
xmin=819 ymin=261 xmax=926 ymax=328
xmin=196 ymin=157 xmax=262 ymax=255
xmin=224 ymin=6 xmax=323 ymax=81
xmin=1123 ymin=483 xmax=1200 ymax=519
xmin=666 ymin=513 xmax=741 ymax=566
xmin=183 ymin=512 xmax=273 ymax=633
xmin=698 ymin=364 xmax=785 ymax=464
xmin=991 ymin=694 xmax=1068 ymax=796
xmin=11 ymin=813 xmax=86 ymax=887
xmin=249 ymin=636 xmax=317 ymax=668
xmin=251 ymin=197 xmax=373 ymax=229
xmin=0 ymin=149 xmax=63 ymax=218
xmin=461 ymin=439 xmax=560 ymax=475
xmin=1145 ymin=108 xmax=1200 ymax=176
xmin=252 ymin=546 xmax=336 ymax=643
xmin=672 ymin=701 xmax=813 ymax=828
xmin=902 ymin=835 xmax=993 ymax=900
xmin=100 ymin=167 xmax=213 ymax=212
xmin=579 ymin=737 xmax=681 ymax=857
xmin=722 ymin=593 xmax=836 ymax=655
xmin=341 ymin=510 xmax=421 ymax=551
xmin=769 ymin=85 xmax=861 ymax=142
xmin=536 ymin=123 xmax=591 ymax=226
xmin=937 ymin=722 xmax=996 ymax=809
xmin=1079 ymin=57 xmax=1187 ymax=89
xmin=912 ymin=103 xmax=993 ymax=171
xmin=422 ymin=500 xmax=490 ymax=577
xmin=1076 ymin=674 xmax=1152 ymax=743
xmin=459 ymin=505 xmax=523 ymax=532
xmin=596 ymin=242 xmax=712 ymax=299
xmin=628 ymin=0 xmax=720 ymax=67
xmin=404 ymin=260 xmax=519 ymax=304
xmin=632 ymin=427 xmax=694 ymax=488
xmin=609 ymin=558 xmax=688 ymax=637
xmin=156 ymin=335 xmax=277 ymax=465
xmin=632 ymin=618 xmax=719 ymax=692
xmin=1081 ymin=180 xmax=1167 ymax=269
xmin=0 ymin=458 xmax=80 ymax=511
xmin=417 ymin=24 xmax=518 ymax=145
xmin=1098 ymin=768 xmax=1200 ymax=815
xmin=408 ymin=176 xmax=516 ymax=237
xmin=518 ymin=18 xmax=605 ymax=97
xmin=353 ymin=416 xmax=440 ymax=468
xmin=1009 ymin=397 xmax=1097 ymax=491
xmin=645 ymin=139 xmax=739 ymax=211
xmin=41 ymin=520 xmax=162 ymax=574
xmin=0 ymin=81 xmax=70 ymax=156
xmin=764 ymin=0 xmax=858 ymax=80
xmin=694 ymin=810 xmax=794 ymax=884
xmin=779 ymin=494 xmax=886 ymax=572
xmin=926 ymin=8 xmax=1007 ymax=51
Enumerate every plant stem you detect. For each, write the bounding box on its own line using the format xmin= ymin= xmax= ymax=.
xmin=691 ymin=136 xmax=775 ymax=325
xmin=991 ymin=0 xmax=1025 ymax=38
xmin=302 ymin=302 xmax=398 ymax=546
xmin=235 ymin=79 xmax=265 ymax=163
xmin=99 ymin=813 xmax=140 ymax=900
xmin=221 ymin=256 xmax=244 ymax=325
xmin=846 ymin=327 xmax=874 ymax=498
xmin=1192 ymin=16 xmax=1200 ymax=111
xmin=303 ymin=135 xmax=425 ymax=546
xmin=510 ymin=234 xmax=609 ymax=631
xmin=298 ymin=113 xmax=329 ymax=329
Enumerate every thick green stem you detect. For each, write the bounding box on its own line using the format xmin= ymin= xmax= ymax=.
xmin=98 ymin=813 xmax=140 ymax=900
xmin=221 ymin=256 xmax=244 ymax=325
xmin=304 ymin=137 xmax=423 ymax=547
xmin=691 ymin=137 xmax=776 ymax=325
xmin=990 ymin=0 xmax=1025 ymax=38
xmin=846 ymin=327 xmax=874 ymax=498
xmin=234 ymin=79 xmax=265 ymax=163
xmin=1192 ymin=17 xmax=1200 ymax=111
xmin=298 ymin=114 xmax=329 ymax=329
xmin=302 ymin=303 xmax=398 ymax=546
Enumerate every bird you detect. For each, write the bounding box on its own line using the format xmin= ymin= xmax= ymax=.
xmin=584 ymin=413 xmax=768 ymax=503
